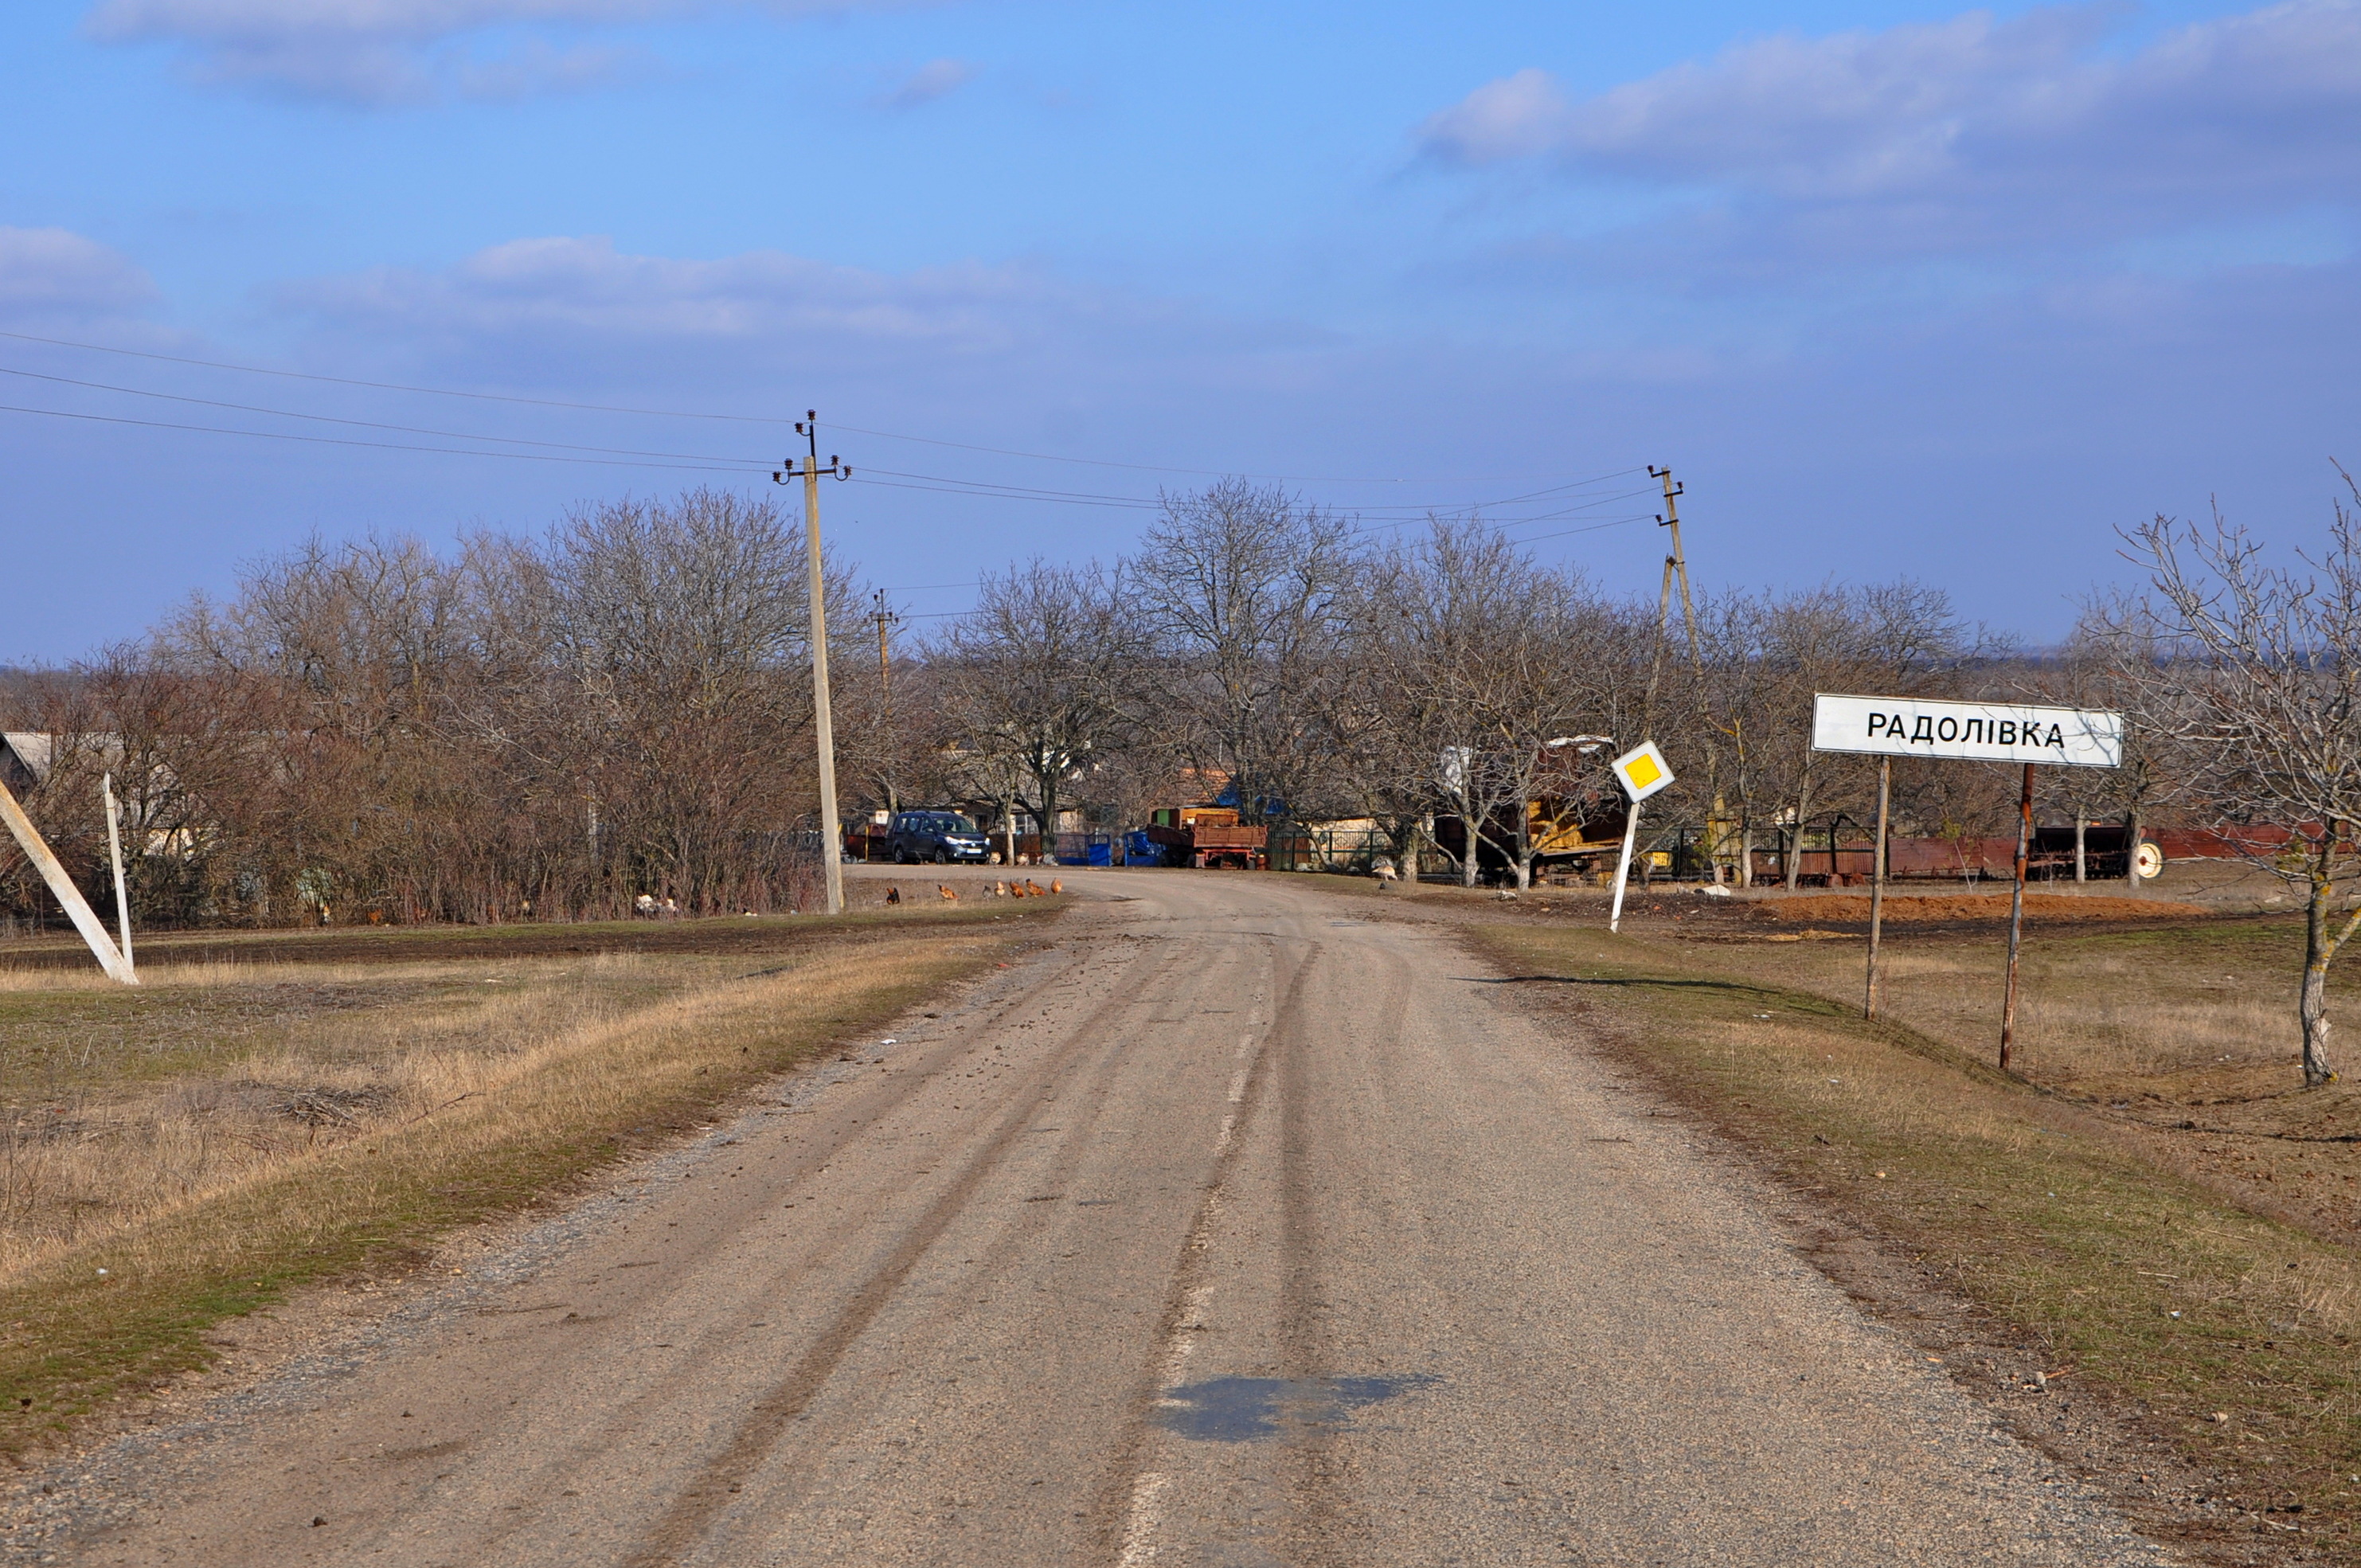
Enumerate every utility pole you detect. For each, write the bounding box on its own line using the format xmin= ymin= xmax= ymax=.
xmin=1642 ymin=465 xmax=1703 ymax=720
xmin=872 ymin=590 xmax=899 ymax=711
xmin=774 ymin=412 xmax=852 ymax=917
xmin=872 ymin=589 xmax=901 ymax=815
xmin=1643 ymin=465 xmax=1727 ymax=883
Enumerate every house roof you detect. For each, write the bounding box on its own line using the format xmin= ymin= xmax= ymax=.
xmin=0 ymin=733 xmax=53 ymax=787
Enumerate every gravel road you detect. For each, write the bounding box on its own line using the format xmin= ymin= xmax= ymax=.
xmin=26 ymin=870 xmax=2175 ymax=1566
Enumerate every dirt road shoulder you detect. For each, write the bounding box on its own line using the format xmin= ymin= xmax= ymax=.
xmin=1470 ymin=915 xmax=2358 ymax=1566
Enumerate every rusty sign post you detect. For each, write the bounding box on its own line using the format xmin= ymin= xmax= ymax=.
xmin=1812 ymin=694 xmax=2122 ymax=1067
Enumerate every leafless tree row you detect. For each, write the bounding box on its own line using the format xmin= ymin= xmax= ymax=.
xmin=2 ymin=491 xmax=858 ymax=925
xmin=1 ymin=478 xmax=2349 ymax=977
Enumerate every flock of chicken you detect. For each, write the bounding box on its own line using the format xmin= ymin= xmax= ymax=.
xmin=883 ymin=878 xmax=1061 ymax=906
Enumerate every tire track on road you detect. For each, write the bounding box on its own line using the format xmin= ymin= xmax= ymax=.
xmin=623 ymin=931 xmax=1200 ymax=1567
xmin=1095 ymin=934 xmax=1315 ymax=1566
xmin=401 ymin=936 xmax=1166 ymax=1565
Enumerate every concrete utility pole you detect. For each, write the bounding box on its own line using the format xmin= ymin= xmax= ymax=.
xmin=872 ymin=590 xmax=899 ymax=709
xmin=1642 ymin=465 xmax=1703 ymax=723
xmin=1644 ymin=465 xmax=1730 ymax=882
xmin=873 ymin=590 xmax=901 ymax=815
xmin=103 ymin=772 xmax=135 ymax=980
xmin=0 ymin=774 xmax=135 ymax=983
xmin=775 ymin=412 xmax=853 ymax=917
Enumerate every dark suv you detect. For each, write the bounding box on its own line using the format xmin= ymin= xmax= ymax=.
xmin=885 ymin=811 xmax=991 ymax=864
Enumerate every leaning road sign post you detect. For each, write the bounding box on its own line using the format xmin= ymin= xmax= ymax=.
xmin=1812 ymin=695 xmax=2121 ymax=1069
xmin=1608 ymin=741 xmax=1675 ymax=934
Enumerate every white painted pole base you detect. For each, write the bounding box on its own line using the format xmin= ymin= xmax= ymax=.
xmin=1609 ymin=804 xmax=1643 ymax=934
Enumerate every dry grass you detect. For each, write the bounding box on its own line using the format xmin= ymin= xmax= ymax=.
xmin=1475 ymin=914 xmax=2361 ymax=1555
xmin=1687 ymin=915 xmax=2361 ymax=1248
xmin=0 ymin=910 xmax=1051 ymax=1451
xmin=0 ymin=953 xmax=674 ymax=1278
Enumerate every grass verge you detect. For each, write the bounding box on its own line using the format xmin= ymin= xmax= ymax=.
xmin=0 ymin=909 xmax=1053 ymax=1458
xmin=1475 ymin=920 xmax=2361 ymax=1562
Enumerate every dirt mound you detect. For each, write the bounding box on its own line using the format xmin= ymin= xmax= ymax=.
xmin=1749 ymin=893 xmax=2207 ymax=925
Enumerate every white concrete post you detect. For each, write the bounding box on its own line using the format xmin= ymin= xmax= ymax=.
xmin=0 ymin=775 xmax=135 ymax=983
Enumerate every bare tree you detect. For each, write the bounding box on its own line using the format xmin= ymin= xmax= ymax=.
xmin=938 ymin=561 xmax=1143 ymax=862
xmin=1703 ymin=582 xmax=1964 ymax=890
xmin=2117 ymin=493 xmax=2361 ymax=1085
xmin=2034 ymin=616 xmax=2183 ymax=885
xmin=1354 ymin=518 xmax=1624 ymax=887
xmin=1133 ymin=480 xmax=1354 ymax=826
xmin=546 ymin=489 xmax=844 ymax=913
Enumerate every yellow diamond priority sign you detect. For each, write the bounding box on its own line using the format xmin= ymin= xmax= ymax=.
xmin=1611 ymin=741 xmax=1674 ymax=804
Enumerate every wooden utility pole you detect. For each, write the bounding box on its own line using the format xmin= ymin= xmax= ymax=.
xmin=774 ymin=412 xmax=852 ymax=917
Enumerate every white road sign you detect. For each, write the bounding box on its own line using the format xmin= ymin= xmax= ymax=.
xmin=1812 ymin=694 xmax=2122 ymax=768
xmin=1610 ymin=741 xmax=1675 ymax=803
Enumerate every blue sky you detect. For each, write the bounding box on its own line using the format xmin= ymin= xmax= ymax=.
xmin=3 ymin=0 xmax=2358 ymax=659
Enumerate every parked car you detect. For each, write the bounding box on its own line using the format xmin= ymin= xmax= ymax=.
xmin=886 ymin=811 xmax=991 ymax=864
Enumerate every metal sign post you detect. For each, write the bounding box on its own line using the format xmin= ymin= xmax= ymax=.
xmin=2001 ymin=762 xmax=2035 ymax=1069
xmin=1812 ymin=694 xmax=2121 ymax=1066
xmin=1607 ymin=741 xmax=1675 ymax=934
xmin=1865 ymin=756 xmax=1890 ymax=1019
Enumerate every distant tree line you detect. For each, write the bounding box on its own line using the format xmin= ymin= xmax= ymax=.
xmin=0 ymin=476 xmax=2352 ymax=970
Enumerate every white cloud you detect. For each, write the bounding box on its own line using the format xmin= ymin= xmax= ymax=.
xmin=85 ymin=0 xmax=932 ymax=103
xmin=1417 ymin=67 xmax=1568 ymax=164
xmin=0 ymin=229 xmax=158 ymax=326
xmin=1419 ymin=2 xmax=2361 ymax=264
xmin=877 ymin=56 xmax=975 ymax=110
xmin=276 ymin=234 xmax=1168 ymax=377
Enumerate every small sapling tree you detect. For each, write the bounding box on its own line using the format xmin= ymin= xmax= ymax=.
xmin=2121 ymin=485 xmax=2361 ymax=1085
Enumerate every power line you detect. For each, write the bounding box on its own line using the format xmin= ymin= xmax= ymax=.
xmin=827 ymin=420 xmax=1620 ymax=487
xmin=0 ymin=363 xmax=775 ymax=467
xmin=0 ymin=328 xmax=792 ymax=426
xmin=0 ymin=402 xmax=763 ymax=473
xmin=0 ymin=361 xmax=1646 ymax=520
xmin=0 ymin=327 xmax=1640 ymax=487
xmin=0 ymin=397 xmax=1662 ymax=532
